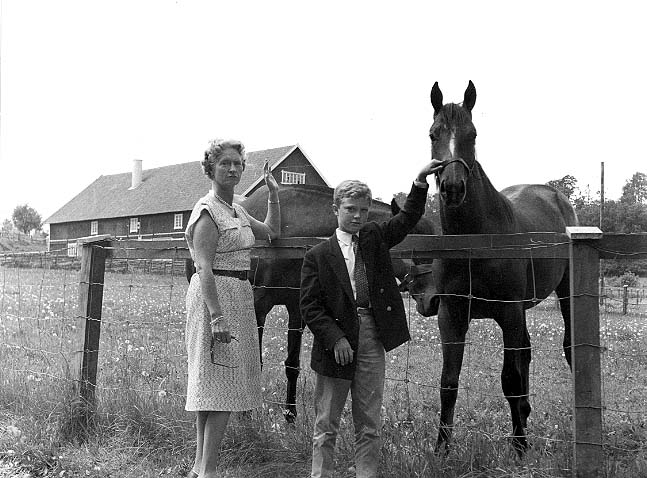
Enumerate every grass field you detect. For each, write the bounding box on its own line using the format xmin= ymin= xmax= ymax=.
xmin=1 ymin=265 xmax=646 ymax=477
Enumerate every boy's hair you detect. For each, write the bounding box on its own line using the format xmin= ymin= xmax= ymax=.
xmin=333 ymin=180 xmax=372 ymax=207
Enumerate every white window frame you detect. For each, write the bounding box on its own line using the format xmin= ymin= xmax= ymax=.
xmin=281 ymin=170 xmax=306 ymax=185
xmin=174 ymin=213 xmax=183 ymax=230
xmin=129 ymin=217 xmax=140 ymax=234
xmin=67 ymin=242 xmax=77 ymax=258
xmin=90 ymin=220 xmax=98 ymax=236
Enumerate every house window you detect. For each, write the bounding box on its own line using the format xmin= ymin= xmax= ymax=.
xmin=130 ymin=217 xmax=140 ymax=234
xmin=174 ymin=213 xmax=183 ymax=230
xmin=281 ymin=170 xmax=306 ymax=185
xmin=90 ymin=220 xmax=98 ymax=235
xmin=67 ymin=242 xmax=77 ymax=258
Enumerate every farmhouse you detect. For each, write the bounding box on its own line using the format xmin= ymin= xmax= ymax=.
xmin=45 ymin=145 xmax=329 ymax=255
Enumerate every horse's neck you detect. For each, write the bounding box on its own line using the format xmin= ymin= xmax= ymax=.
xmin=440 ymin=162 xmax=515 ymax=235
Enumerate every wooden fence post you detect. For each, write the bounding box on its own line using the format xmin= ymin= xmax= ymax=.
xmin=567 ymin=227 xmax=603 ymax=478
xmin=75 ymin=235 xmax=110 ymax=430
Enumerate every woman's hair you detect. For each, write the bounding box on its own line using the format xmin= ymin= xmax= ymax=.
xmin=333 ymin=180 xmax=372 ymax=207
xmin=202 ymin=139 xmax=247 ymax=180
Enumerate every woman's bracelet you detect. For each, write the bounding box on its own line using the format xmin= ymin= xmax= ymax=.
xmin=210 ymin=315 xmax=224 ymax=326
xmin=268 ymin=199 xmax=279 ymax=204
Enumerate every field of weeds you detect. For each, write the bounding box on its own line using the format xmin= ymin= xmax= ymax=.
xmin=1 ymin=265 xmax=646 ymax=477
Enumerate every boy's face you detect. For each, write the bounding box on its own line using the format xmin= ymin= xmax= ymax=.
xmin=334 ymin=196 xmax=371 ymax=235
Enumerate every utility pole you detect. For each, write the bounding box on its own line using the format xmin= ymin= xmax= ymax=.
xmin=599 ymin=162 xmax=605 ymax=306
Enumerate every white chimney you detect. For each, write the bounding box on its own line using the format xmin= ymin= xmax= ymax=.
xmin=130 ymin=159 xmax=142 ymax=189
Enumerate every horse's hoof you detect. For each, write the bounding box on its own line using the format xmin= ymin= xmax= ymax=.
xmin=433 ymin=439 xmax=450 ymax=456
xmin=509 ymin=435 xmax=530 ymax=457
xmin=283 ymin=408 xmax=297 ymax=424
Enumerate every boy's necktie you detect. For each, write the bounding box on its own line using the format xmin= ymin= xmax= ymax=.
xmin=352 ymin=234 xmax=370 ymax=307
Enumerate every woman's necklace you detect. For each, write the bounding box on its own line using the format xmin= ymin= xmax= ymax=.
xmin=213 ymin=191 xmax=237 ymax=215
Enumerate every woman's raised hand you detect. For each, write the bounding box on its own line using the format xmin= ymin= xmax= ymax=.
xmin=263 ymin=160 xmax=280 ymax=195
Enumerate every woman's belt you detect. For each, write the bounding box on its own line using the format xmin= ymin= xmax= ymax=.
xmin=212 ymin=269 xmax=248 ymax=280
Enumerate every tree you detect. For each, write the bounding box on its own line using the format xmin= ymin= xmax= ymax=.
xmin=392 ymin=191 xmax=441 ymax=233
xmin=1 ymin=219 xmax=14 ymax=233
xmin=620 ymin=172 xmax=647 ymax=205
xmin=12 ymin=204 xmax=42 ymax=235
xmin=547 ymin=175 xmax=578 ymax=200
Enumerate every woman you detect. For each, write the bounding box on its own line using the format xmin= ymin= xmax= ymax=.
xmin=184 ymin=138 xmax=280 ymax=478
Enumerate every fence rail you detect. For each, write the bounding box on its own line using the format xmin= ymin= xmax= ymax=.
xmin=0 ymin=230 xmax=47 ymax=243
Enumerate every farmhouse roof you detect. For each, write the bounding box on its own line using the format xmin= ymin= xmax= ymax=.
xmin=45 ymin=145 xmax=301 ymax=224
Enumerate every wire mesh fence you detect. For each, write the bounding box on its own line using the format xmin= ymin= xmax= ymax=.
xmin=1 ymin=233 xmax=646 ymax=477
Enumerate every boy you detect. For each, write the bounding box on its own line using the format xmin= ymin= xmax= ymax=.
xmin=300 ymin=161 xmax=440 ymax=477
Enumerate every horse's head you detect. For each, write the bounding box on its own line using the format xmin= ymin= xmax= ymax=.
xmin=401 ymin=263 xmax=439 ymax=317
xmin=430 ymin=81 xmax=478 ymax=208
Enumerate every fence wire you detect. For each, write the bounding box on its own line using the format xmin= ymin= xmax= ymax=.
xmin=1 ymin=240 xmax=646 ymax=477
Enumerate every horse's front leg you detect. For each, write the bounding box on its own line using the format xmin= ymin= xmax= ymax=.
xmin=499 ymin=305 xmax=532 ymax=455
xmin=436 ymin=299 xmax=469 ymax=452
xmin=283 ymin=295 xmax=303 ymax=423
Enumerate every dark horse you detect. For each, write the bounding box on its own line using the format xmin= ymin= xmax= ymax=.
xmin=187 ymin=184 xmax=434 ymax=422
xmin=404 ymin=81 xmax=578 ymax=453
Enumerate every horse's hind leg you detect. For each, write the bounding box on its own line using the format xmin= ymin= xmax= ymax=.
xmin=253 ymin=290 xmax=272 ymax=369
xmin=283 ymin=295 xmax=303 ymax=423
xmin=499 ymin=305 xmax=532 ymax=455
xmin=555 ymin=270 xmax=572 ymax=369
xmin=436 ymin=300 xmax=469 ymax=452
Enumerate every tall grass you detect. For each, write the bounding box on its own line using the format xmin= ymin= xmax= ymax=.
xmin=1 ymin=265 xmax=646 ymax=477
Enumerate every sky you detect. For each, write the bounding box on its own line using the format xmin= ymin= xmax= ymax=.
xmin=1 ymin=1 xmax=646 ymax=231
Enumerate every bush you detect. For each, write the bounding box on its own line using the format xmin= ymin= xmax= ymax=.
xmin=602 ymin=258 xmax=647 ymax=277
xmin=607 ymin=271 xmax=640 ymax=287
xmin=619 ymin=271 xmax=640 ymax=287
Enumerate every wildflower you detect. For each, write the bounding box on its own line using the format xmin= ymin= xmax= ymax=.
xmin=6 ymin=426 xmax=21 ymax=438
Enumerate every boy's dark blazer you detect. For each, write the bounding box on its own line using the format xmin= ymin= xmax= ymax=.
xmin=300 ymin=183 xmax=427 ymax=380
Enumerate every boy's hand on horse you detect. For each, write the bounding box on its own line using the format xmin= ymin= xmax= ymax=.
xmin=417 ymin=160 xmax=445 ymax=183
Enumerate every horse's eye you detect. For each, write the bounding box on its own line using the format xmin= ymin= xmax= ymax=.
xmin=429 ymin=133 xmax=437 ymax=142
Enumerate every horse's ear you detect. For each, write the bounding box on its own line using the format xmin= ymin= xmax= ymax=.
xmin=463 ymin=80 xmax=476 ymax=112
xmin=390 ymin=198 xmax=401 ymax=216
xmin=430 ymin=82 xmax=443 ymax=114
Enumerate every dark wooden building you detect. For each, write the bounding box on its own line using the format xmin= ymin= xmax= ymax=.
xmin=45 ymin=145 xmax=329 ymax=255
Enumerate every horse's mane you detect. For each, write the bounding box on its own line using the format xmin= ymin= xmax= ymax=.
xmin=282 ymin=184 xmax=333 ymax=194
xmin=285 ymin=184 xmax=391 ymax=208
xmin=441 ymin=103 xmax=472 ymax=122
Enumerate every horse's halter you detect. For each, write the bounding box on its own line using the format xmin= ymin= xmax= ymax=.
xmin=433 ymin=158 xmax=474 ymax=179
xmin=402 ymin=266 xmax=434 ymax=286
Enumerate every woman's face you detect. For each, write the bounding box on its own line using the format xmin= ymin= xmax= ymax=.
xmin=213 ymin=148 xmax=244 ymax=188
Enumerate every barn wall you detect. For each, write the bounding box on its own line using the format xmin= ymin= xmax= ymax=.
xmin=49 ymin=211 xmax=190 ymax=246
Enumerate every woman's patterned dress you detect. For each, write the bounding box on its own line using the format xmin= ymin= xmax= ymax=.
xmin=184 ymin=191 xmax=261 ymax=411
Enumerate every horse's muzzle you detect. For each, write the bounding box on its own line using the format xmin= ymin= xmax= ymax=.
xmin=440 ymin=178 xmax=466 ymax=207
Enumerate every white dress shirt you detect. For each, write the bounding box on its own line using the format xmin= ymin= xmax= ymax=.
xmin=335 ymin=228 xmax=358 ymax=300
